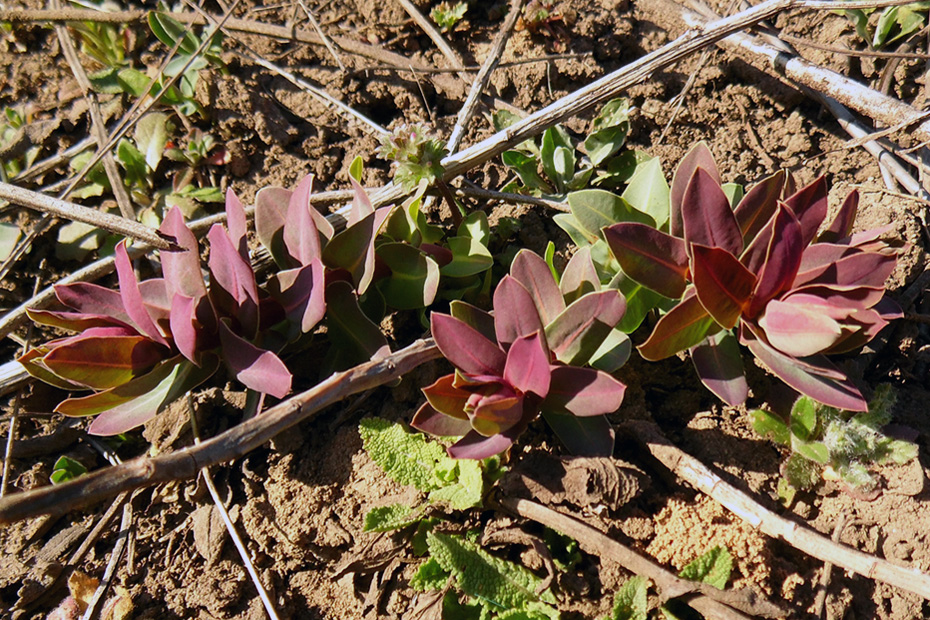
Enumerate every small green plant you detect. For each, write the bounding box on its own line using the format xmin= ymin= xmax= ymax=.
xmin=0 ymin=106 xmax=43 ymax=181
xmin=517 ymin=1 xmax=577 ymax=50
xmin=751 ymin=385 xmax=918 ymax=501
xmin=430 ymin=2 xmax=468 ymax=32
xmin=50 ymin=455 xmax=88 ymax=485
xmin=838 ymin=3 xmax=930 ymax=49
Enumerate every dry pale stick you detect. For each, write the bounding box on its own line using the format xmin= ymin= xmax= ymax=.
xmin=396 ymin=0 xmax=469 ymax=83
xmin=296 ymin=0 xmax=346 ymax=71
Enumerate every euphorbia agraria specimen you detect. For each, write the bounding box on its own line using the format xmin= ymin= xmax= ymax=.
xmin=604 ymin=143 xmax=901 ymax=411
xmin=412 ymin=249 xmax=627 ymax=459
xmin=21 ymin=187 xmax=326 ymax=435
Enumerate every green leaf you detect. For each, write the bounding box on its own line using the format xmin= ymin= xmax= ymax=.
xmin=117 ymin=138 xmax=149 ymax=187
xmin=620 ymin=157 xmax=670 ymax=228
xmin=553 ymin=212 xmax=597 ymax=246
xmin=134 ymin=112 xmax=168 ymax=171
xmin=50 ymin=455 xmax=87 ymax=485
xmin=115 ymin=68 xmax=154 ymax=97
xmin=458 ymin=211 xmax=490 ymax=246
xmin=324 ymin=281 xmax=389 ymax=370
xmin=541 ymin=126 xmax=575 ymax=193
xmin=0 ymin=222 xmax=21 ymax=262
xmin=589 ymin=327 xmax=632 ymax=373
xmin=427 ymin=532 xmax=556 ymax=610
xmin=584 ymin=98 xmax=630 ymax=166
xmin=502 ymin=150 xmax=550 ymax=192
xmin=363 ymin=504 xmax=420 ymax=532
xmin=790 ymin=396 xmax=819 ymax=441
xmin=567 ymin=189 xmax=655 ymax=240
xmin=784 ymin=452 xmax=821 ymax=490
xmin=793 ymin=439 xmax=831 ymax=464
xmin=678 ymin=546 xmax=732 ymax=589
xmin=427 ymin=458 xmax=484 ymax=509
xmin=604 ymin=576 xmax=648 ymax=620
xmin=611 ymin=272 xmax=665 ymax=334
xmin=349 ymin=155 xmax=363 ymax=182
xmin=148 ymin=11 xmax=200 ymax=55
xmin=377 ymin=243 xmax=439 ymax=310
xmin=838 ymin=9 xmax=872 ymax=45
xmin=359 ymin=417 xmax=449 ymax=492
xmin=411 ymin=557 xmax=451 ymax=591
xmin=722 ymin=182 xmax=744 ymax=208
xmin=750 ymin=409 xmax=790 ymax=445
xmin=441 ymin=237 xmax=493 ymax=278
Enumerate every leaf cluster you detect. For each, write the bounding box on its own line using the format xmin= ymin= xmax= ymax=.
xmin=837 ymin=3 xmax=930 ymax=49
xmin=430 ymin=2 xmax=469 ymax=32
xmin=752 ymin=385 xmax=918 ymax=498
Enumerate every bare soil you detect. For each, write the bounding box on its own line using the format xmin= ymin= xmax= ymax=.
xmin=1 ymin=0 xmax=929 ymax=619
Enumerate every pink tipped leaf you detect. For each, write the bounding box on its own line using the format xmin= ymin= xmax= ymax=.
xmin=784 ymin=176 xmax=828 ymax=247
xmin=793 ymin=250 xmax=896 ymax=290
xmin=734 ymin=169 xmax=785 ymax=243
xmin=670 ymin=142 xmax=721 ymax=237
xmin=447 ymin=429 xmax=518 ymax=460
xmin=411 ymin=402 xmax=473 ymax=437
xmin=348 ymin=176 xmax=374 ymax=226
xmin=284 ymin=181 xmax=322 ymax=267
xmin=207 ymin=224 xmax=260 ymax=337
xmin=603 ymin=223 xmax=689 ymax=299
xmin=225 ymin=188 xmax=249 ymax=261
xmin=545 ymin=290 xmax=626 ymax=365
xmin=19 ymin=345 xmax=97 ymax=391
xmin=747 ymin=204 xmax=803 ymax=316
xmin=26 ymin=308 xmax=132 ymax=333
xmin=469 ymin=391 xmax=524 ymax=436
xmin=786 ymin=284 xmax=885 ymax=313
xmin=503 ymin=332 xmax=551 ymax=399
xmin=681 ymin=168 xmax=743 ymax=256
xmin=431 ymin=313 xmax=506 ymax=377
xmin=757 ymin=297 xmax=844 ymax=358
xmin=638 ymin=292 xmax=719 ymax=361
xmin=691 ymin=244 xmax=756 ymax=329
xmin=217 ymin=320 xmax=291 ymax=398
xmin=114 ymin=241 xmax=169 ymax=347
xmin=819 ymin=190 xmax=859 ymax=243
xmin=546 ymin=366 xmax=625 ymax=417
xmin=690 ymin=330 xmax=748 ymax=406
xmin=169 ymin=294 xmax=201 ymax=363
xmin=422 ymin=374 xmax=472 ymax=420
xmin=159 ymin=206 xmax=207 ymax=300
xmin=510 ymin=249 xmax=565 ymax=324
xmin=493 ymin=276 xmax=545 ymax=347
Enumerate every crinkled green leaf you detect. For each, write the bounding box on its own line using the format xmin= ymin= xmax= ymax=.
xmin=363 ymin=504 xmax=419 ymax=532
xmin=604 ymin=575 xmax=648 ymax=620
xmin=411 ymin=557 xmax=451 ymax=591
xmin=359 ymin=417 xmax=448 ymax=492
xmin=750 ymin=409 xmax=790 ymax=445
xmin=678 ymin=546 xmax=732 ymax=589
xmin=428 ymin=458 xmax=484 ymax=509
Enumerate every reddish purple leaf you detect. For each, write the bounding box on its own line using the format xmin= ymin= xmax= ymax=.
xmin=819 ymin=190 xmax=858 ymax=243
xmin=691 ymin=330 xmax=747 ymax=406
xmin=44 ymin=334 xmax=167 ymax=390
xmin=447 ymin=428 xmax=519 ymax=459
xmin=348 ymin=176 xmax=374 ymax=226
xmin=541 ymin=409 xmax=615 ymax=457
xmin=114 ymin=241 xmax=169 ymax=347
xmin=469 ymin=390 xmax=524 ymax=436
xmin=743 ymin=329 xmax=867 ymax=411
xmin=796 ymin=243 xmax=850 ymax=276
xmin=18 ymin=346 xmax=88 ymax=391
xmin=784 ymin=176 xmax=828 ymax=247
xmin=411 ymin=402 xmax=473 ymax=437
xmin=284 ymin=181 xmax=322 ymax=267
xmin=493 ymin=276 xmax=545 ymax=347
xmin=218 ymin=320 xmax=291 ymax=398
xmin=449 ymin=300 xmax=496 ymax=342
xmin=207 ymin=224 xmax=260 ymax=336
xmin=546 ymin=366 xmax=625 ymax=416
xmin=170 ymin=294 xmax=200 ymax=363
xmin=159 ymin=206 xmax=207 ymax=300
xmin=757 ymin=297 xmax=844 ymax=357
xmin=139 ymin=279 xmax=171 ymax=328
xmin=504 ymin=332 xmax=551 ymax=399
xmin=290 ymin=174 xmax=335 ymax=239
xmin=682 ymin=168 xmax=743 ymax=256
xmin=546 ymin=290 xmax=626 ymax=365
xmin=422 ymin=374 xmax=471 ymax=420
xmin=691 ymin=245 xmax=756 ymax=329
xmin=268 ymin=259 xmax=326 ymax=334
xmin=559 ymin=246 xmax=600 ymax=303
xmin=747 ymin=204 xmax=803 ymax=317
xmin=603 ymin=223 xmax=689 ymax=299
xmin=510 ymin=249 xmax=565 ymax=324
xmin=55 ymin=282 xmax=129 ymax=322
xmin=670 ymin=142 xmax=721 ymax=237
xmin=794 ymin=250 xmax=896 ymax=290
xmin=255 ymin=186 xmax=290 ymax=267
xmin=322 ymin=208 xmax=391 ymax=295
xmin=786 ymin=284 xmax=884 ymax=313
xmin=846 ymin=224 xmax=896 ymax=250
xmin=823 ymin=308 xmax=889 ymax=354
xmin=638 ymin=292 xmax=718 ymax=361
xmin=734 ymin=169 xmax=785 ymax=243
xmin=26 ymin=308 xmax=131 ymax=332
xmin=225 ymin=188 xmax=249 ymax=261
xmin=431 ymin=313 xmax=506 ymax=376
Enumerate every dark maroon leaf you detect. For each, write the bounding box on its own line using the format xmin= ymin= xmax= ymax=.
xmin=747 ymin=204 xmax=803 ymax=317
xmin=114 ymin=241 xmax=169 ymax=347
xmin=449 ymin=300 xmax=496 ymax=342
xmin=159 ymin=206 xmax=207 ymax=300
xmin=734 ymin=169 xmax=784 ymax=243
xmin=411 ymin=402 xmax=473 ymax=437
xmin=431 ymin=313 xmax=506 ymax=376
xmin=691 ymin=245 xmax=756 ymax=329
xmin=493 ymin=276 xmax=545 ymax=347
xmin=218 ymin=320 xmax=291 ymax=398
xmin=603 ymin=223 xmax=689 ymax=299
xmin=681 ymin=168 xmax=743 ymax=256
xmin=691 ymin=330 xmax=747 ymax=406
xmin=447 ymin=429 xmax=518 ymax=459
xmin=470 ymin=390 xmax=524 ymax=436
xmin=638 ymin=292 xmax=719 ymax=361
xmin=785 ymin=284 xmax=885 ymax=313
xmin=290 ymin=174 xmax=335 ymax=239
xmin=503 ymin=332 xmax=551 ymax=399
xmin=207 ymin=224 xmax=259 ymax=336
xmin=819 ymin=190 xmax=859 ymax=243
xmin=509 ymin=249 xmax=565 ymax=324
xmin=254 ymin=186 xmax=290 ymax=267
xmin=793 ymin=250 xmax=896 ymax=290
xmin=670 ymin=142 xmax=721 ymax=237
xmin=546 ymin=290 xmax=626 ymax=365
xmin=546 ymin=365 xmax=625 ymax=416
xmin=784 ymin=176 xmax=828 ymax=247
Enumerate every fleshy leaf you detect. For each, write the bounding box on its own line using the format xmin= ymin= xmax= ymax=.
xmin=411 ymin=403 xmax=474 ymax=437
xmin=422 ymin=374 xmax=471 ymax=420
xmin=284 ymin=178 xmax=322 ymax=267
xmin=449 ymin=300 xmax=496 ymax=342
xmin=670 ymin=141 xmax=721 ymax=237
xmin=541 ymin=409 xmax=615 ymax=457
xmin=441 ymin=236 xmax=494 ymax=278
xmin=19 ymin=346 xmax=91 ymax=391
xmin=26 ymin=308 xmax=131 ymax=332
xmin=819 ymin=190 xmax=859 ymax=243
xmin=757 ymin=297 xmax=844 ymax=357
xmin=503 ymin=332 xmax=551 ymax=399
xmin=225 ymin=188 xmax=249 ymax=261
xmin=159 ymin=206 xmax=207 ymax=299
xmin=55 ymin=282 xmax=131 ymax=322
xmin=546 ymin=366 xmax=625 ymax=416
xmin=638 ymin=292 xmax=718 ymax=361
xmin=590 ymin=327 xmax=632 ymax=372
xmin=470 ymin=391 xmax=524 ymax=437
xmin=114 ymin=241 xmax=169 ymax=346
xmin=207 ymin=224 xmax=259 ymax=336
xmin=169 ymin=293 xmax=200 ymax=363
xmin=324 ymin=281 xmax=390 ymax=370
xmin=324 ymin=207 xmax=391 ymax=295
xmin=493 ymin=276 xmax=545 ymax=347
xmin=559 ymin=246 xmax=600 ymax=304
xmin=747 ymin=204 xmax=803 ymax=316
xmin=545 ymin=290 xmax=626 ymax=365
xmin=691 ymin=245 xmax=756 ymax=329
xmin=510 ymin=250 xmax=565 ymax=325
xmin=44 ymin=334 xmax=166 ymax=390
xmin=793 ymin=250 xmax=896 ymax=290
xmin=267 ymin=259 xmax=326 ymax=334
xmin=603 ymin=223 xmax=689 ymax=299
xmin=681 ymin=168 xmax=743 ymax=256
xmin=691 ymin=330 xmax=748 ymax=406
xmin=291 ymin=174 xmax=334 ymax=239
xmin=447 ymin=429 xmax=517 ymax=459
xmin=733 ymin=169 xmax=784 ymax=243
xmin=567 ymin=189 xmax=655 ymax=240
xmin=432 ymin=313 xmax=506 ymax=376
xmin=621 ymin=156 xmax=670 ymax=227
xmin=254 ymin=186 xmax=291 ymax=267
xmin=217 ymin=320 xmax=291 ymax=398
xmin=784 ymin=176 xmax=828 ymax=247
xmin=376 ymin=242 xmax=440 ymax=310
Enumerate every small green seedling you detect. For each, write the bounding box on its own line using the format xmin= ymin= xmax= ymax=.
xmin=751 ymin=385 xmax=918 ymax=502
xmin=50 ymin=456 xmax=88 ymax=485
xmin=430 ymin=2 xmax=468 ymax=32
xmin=837 ymin=3 xmax=929 ymax=49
